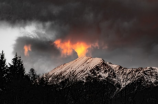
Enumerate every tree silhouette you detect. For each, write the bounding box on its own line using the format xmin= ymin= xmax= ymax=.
xmin=0 ymin=51 xmax=8 ymax=91
xmin=38 ymin=75 xmax=48 ymax=86
xmin=28 ymin=68 xmax=38 ymax=84
xmin=8 ymin=53 xmax=25 ymax=81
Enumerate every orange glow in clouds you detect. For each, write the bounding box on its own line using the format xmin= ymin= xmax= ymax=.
xmin=54 ymin=39 xmax=97 ymax=57
xmin=24 ymin=44 xmax=31 ymax=56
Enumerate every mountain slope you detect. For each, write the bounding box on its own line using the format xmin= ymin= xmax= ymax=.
xmin=46 ymin=56 xmax=158 ymax=91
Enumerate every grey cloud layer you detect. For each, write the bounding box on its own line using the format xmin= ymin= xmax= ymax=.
xmin=1 ymin=0 xmax=158 ymax=73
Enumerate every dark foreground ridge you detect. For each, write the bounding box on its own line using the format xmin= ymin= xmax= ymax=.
xmin=0 ymin=52 xmax=158 ymax=104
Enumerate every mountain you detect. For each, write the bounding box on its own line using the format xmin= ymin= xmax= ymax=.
xmin=44 ymin=57 xmax=158 ymax=103
xmin=46 ymin=56 xmax=158 ymax=88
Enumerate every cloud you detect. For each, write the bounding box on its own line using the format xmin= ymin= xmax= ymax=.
xmin=13 ymin=35 xmax=78 ymax=74
xmin=0 ymin=0 xmax=157 ymax=73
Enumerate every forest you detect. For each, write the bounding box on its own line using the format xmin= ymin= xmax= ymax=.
xmin=0 ymin=51 xmax=158 ymax=104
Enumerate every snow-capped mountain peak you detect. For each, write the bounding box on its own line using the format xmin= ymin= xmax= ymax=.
xmin=47 ymin=57 xmax=103 ymax=81
xmin=46 ymin=57 xmax=158 ymax=90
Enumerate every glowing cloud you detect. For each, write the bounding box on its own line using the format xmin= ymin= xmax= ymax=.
xmin=54 ymin=39 xmax=98 ymax=57
xmin=24 ymin=44 xmax=31 ymax=56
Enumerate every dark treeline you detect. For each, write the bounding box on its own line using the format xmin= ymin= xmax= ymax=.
xmin=0 ymin=51 xmax=158 ymax=104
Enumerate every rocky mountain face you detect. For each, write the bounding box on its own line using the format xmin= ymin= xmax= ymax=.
xmin=44 ymin=57 xmax=158 ymax=103
xmin=46 ymin=56 xmax=158 ymax=89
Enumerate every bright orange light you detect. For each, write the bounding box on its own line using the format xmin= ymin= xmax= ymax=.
xmin=54 ymin=39 xmax=96 ymax=57
xmin=73 ymin=42 xmax=90 ymax=57
xmin=24 ymin=44 xmax=31 ymax=56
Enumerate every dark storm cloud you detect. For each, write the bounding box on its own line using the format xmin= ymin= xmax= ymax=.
xmin=13 ymin=36 xmax=60 ymax=56
xmin=1 ymin=0 xmax=158 ymax=73
xmin=13 ymin=36 xmax=77 ymax=74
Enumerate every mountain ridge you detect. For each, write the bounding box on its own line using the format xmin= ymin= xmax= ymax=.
xmin=46 ymin=56 xmax=158 ymax=93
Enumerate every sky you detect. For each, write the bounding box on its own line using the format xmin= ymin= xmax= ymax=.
xmin=0 ymin=0 xmax=158 ymax=74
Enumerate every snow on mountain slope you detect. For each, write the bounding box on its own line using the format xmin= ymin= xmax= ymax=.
xmin=46 ymin=57 xmax=158 ymax=90
xmin=46 ymin=57 xmax=104 ymax=82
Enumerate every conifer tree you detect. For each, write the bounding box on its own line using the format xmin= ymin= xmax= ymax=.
xmin=28 ymin=68 xmax=38 ymax=84
xmin=39 ymin=75 xmax=48 ymax=86
xmin=0 ymin=51 xmax=7 ymax=91
xmin=8 ymin=53 xmax=25 ymax=81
